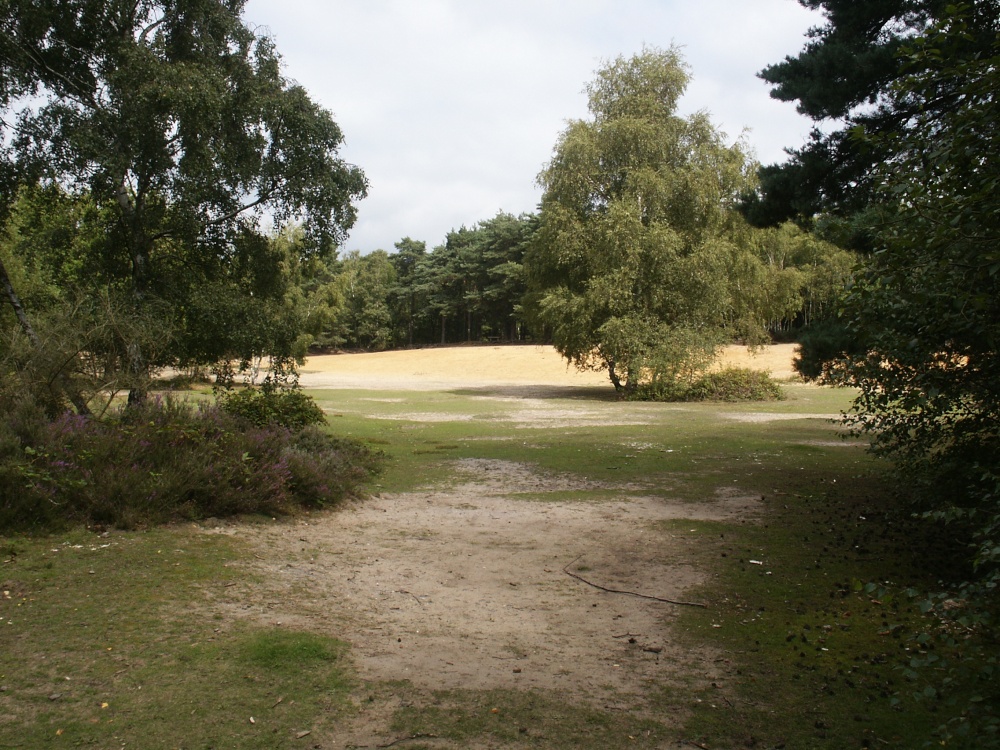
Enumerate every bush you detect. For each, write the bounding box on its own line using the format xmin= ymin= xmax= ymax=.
xmin=216 ymin=385 xmax=327 ymax=429
xmin=0 ymin=395 xmax=380 ymax=531
xmin=630 ymin=367 xmax=784 ymax=402
xmin=685 ymin=368 xmax=785 ymax=402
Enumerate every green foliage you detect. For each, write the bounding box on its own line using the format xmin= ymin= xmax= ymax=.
xmin=216 ymin=384 xmax=326 ymax=430
xmin=280 ymin=213 xmax=536 ymax=351
xmin=525 ymin=46 xmax=775 ymax=394
xmin=794 ymin=318 xmax=864 ymax=380
xmin=778 ymin=7 xmax=1000 ymax=744
xmin=334 ymin=250 xmax=397 ymax=350
xmin=405 ymin=212 xmax=536 ymax=346
xmin=827 ymin=4 xmax=1000 ymax=574
xmin=685 ymin=368 xmax=785 ymax=402
xmin=0 ymin=0 xmax=367 ymax=402
xmin=631 ymin=367 xmax=784 ymax=402
xmin=387 ymin=236 xmax=429 ymax=346
xmin=0 ymin=395 xmax=379 ymax=530
xmin=745 ymin=0 xmax=990 ymax=227
xmin=749 ymin=222 xmax=857 ymax=334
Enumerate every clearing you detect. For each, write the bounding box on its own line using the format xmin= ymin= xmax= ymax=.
xmin=216 ymin=344 xmax=807 ymax=748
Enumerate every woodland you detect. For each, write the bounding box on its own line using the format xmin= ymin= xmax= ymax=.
xmin=1 ymin=0 xmax=998 ymax=746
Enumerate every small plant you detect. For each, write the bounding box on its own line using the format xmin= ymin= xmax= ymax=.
xmin=238 ymin=629 xmax=344 ymax=672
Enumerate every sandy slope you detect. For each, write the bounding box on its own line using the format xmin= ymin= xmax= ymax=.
xmin=298 ymin=343 xmax=800 ymax=390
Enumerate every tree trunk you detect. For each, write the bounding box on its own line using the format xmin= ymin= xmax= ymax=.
xmin=118 ymin=178 xmax=153 ymax=406
xmin=0 ymin=255 xmax=41 ymax=349
xmin=607 ymin=359 xmax=624 ymax=393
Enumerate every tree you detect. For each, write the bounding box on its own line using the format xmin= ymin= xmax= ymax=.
xmin=334 ymin=250 xmax=396 ymax=351
xmin=748 ymin=221 xmax=855 ymax=333
xmin=524 ymin=47 xmax=761 ymax=395
xmin=744 ymin=0 xmax=998 ymax=233
xmin=761 ymin=7 xmax=1000 ymax=741
xmin=470 ymin=212 xmax=535 ymax=342
xmin=829 ymin=5 xmax=1000 ymax=567
xmin=0 ymin=0 xmax=367 ymax=405
xmin=388 ymin=237 xmax=427 ymax=347
xmin=0 ymin=186 xmax=106 ymax=414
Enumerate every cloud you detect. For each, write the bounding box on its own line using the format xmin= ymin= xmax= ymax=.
xmin=243 ymin=0 xmax=821 ymax=252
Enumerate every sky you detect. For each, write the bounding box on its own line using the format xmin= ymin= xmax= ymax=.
xmin=242 ymin=0 xmax=823 ymax=254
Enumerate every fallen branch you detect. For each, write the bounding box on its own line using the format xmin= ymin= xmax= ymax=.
xmin=563 ymin=556 xmax=708 ymax=608
xmin=346 ymin=732 xmax=438 ymax=750
xmin=376 ymin=734 xmax=439 ymax=748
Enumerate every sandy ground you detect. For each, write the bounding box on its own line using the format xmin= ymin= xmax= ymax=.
xmin=214 ymin=345 xmax=801 ymax=748
xmin=297 ymin=343 xmax=800 ymax=390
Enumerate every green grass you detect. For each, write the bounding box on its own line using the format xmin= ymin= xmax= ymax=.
xmin=388 ymin=687 xmax=669 ymax=748
xmin=0 ymin=527 xmax=353 ymax=748
xmin=2 ymin=380 xmax=988 ymax=748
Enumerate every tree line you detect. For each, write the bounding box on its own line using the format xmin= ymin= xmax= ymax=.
xmin=273 ymin=208 xmax=850 ymax=359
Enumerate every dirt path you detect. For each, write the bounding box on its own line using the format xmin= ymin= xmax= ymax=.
xmin=214 ymin=346 xmax=797 ymax=747
xmin=220 ymin=468 xmax=756 ymax=747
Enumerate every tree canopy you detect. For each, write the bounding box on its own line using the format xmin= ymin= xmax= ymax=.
xmin=743 ymin=0 xmax=998 ymax=232
xmin=828 ymin=6 xmax=1000 ymax=567
xmin=0 ymin=0 xmax=367 ymax=406
xmin=524 ymin=47 xmax=775 ymax=395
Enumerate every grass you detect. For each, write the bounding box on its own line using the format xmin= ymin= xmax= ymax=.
xmin=0 ymin=527 xmax=353 ymax=748
xmin=2 ymin=379 xmax=988 ymax=748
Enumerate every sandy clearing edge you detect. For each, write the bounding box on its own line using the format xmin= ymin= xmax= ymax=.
xmin=298 ymin=343 xmax=800 ymax=390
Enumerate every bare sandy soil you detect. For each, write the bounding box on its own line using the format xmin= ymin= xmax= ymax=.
xmin=216 ymin=345 xmax=800 ymax=748
xmin=297 ymin=343 xmax=801 ymax=390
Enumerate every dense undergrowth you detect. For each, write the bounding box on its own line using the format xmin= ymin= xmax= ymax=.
xmin=0 ymin=391 xmax=380 ymax=531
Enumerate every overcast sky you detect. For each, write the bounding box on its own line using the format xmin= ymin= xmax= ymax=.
xmin=242 ymin=0 xmax=822 ymax=254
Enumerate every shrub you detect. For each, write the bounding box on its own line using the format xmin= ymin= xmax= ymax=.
xmin=216 ymin=385 xmax=326 ymax=429
xmin=630 ymin=367 xmax=784 ymax=402
xmin=685 ymin=368 xmax=785 ymax=402
xmin=0 ymin=395 xmax=379 ymax=531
